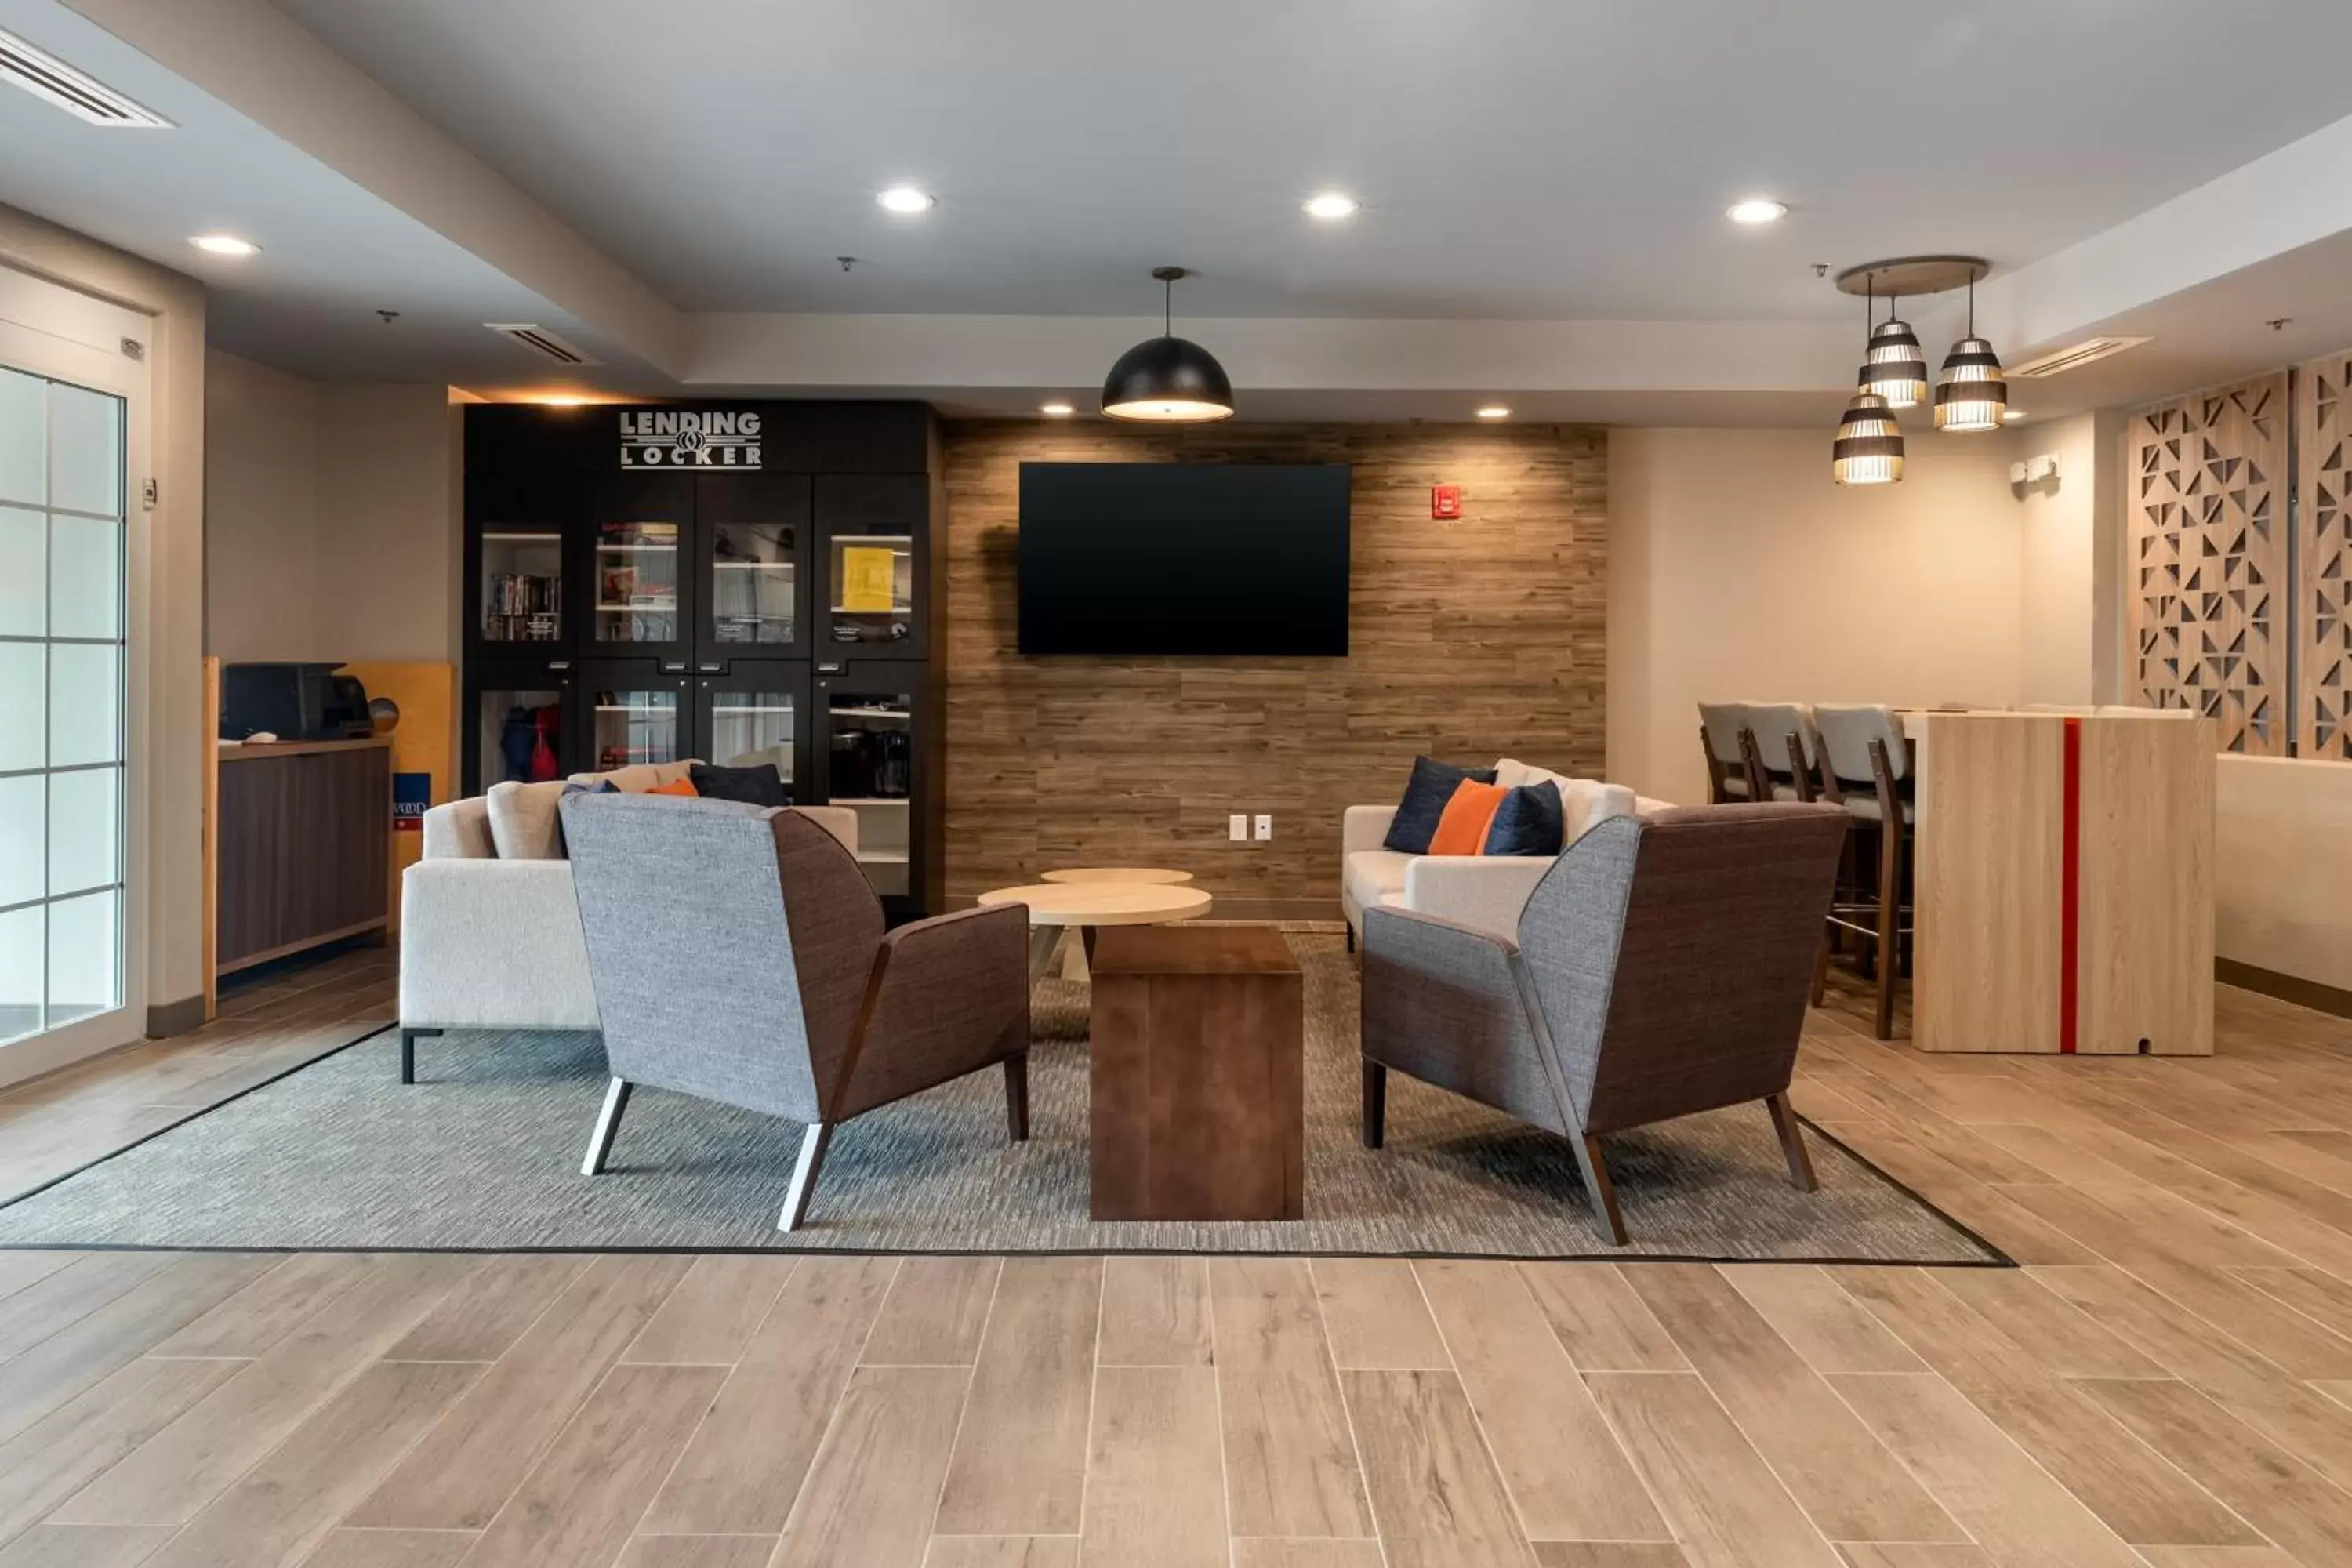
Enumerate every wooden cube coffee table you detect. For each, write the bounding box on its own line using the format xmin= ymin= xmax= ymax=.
xmin=1087 ymin=924 xmax=1304 ymax=1222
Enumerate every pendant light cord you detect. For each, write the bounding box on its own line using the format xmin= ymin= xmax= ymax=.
xmin=1164 ymin=275 xmax=1173 ymax=337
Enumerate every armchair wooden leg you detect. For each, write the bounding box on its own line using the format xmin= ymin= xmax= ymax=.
xmin=1572 ymin=1133 xmax=1629 ymax=1246
xmin=1766 ymin=1091 xmax=1818 ymax=1192
xmin=398 ymin=1027 xmax=440 ymax=1085
xmin=779 ymin=1123 xmax=833 ymax=1232
xmin=1004 ymin=1054 xmax=1030 ymax=1142
xmin=1360 ymin=1059 xmax=1386 ymax=1149
xmin=581 ymin=1077 xmax=632 ymax=1175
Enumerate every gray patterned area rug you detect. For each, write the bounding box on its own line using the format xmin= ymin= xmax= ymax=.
xmin=0 ymin=934 xmax=2000 ymax=1261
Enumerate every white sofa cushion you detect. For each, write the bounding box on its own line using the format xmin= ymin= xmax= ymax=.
xmin=485 ymin=780 xmax=567 ymax=861
xmin=422 ymin=797 xmax=495 ymax=861
xmin=1344 ymin=849 xmax=1413 ymax=920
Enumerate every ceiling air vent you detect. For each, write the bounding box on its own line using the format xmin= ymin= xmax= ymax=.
xmin=0 ymin=27 xmax=170 ymax=127
xmin=2009 ymin=336 xmax=2152 ymax=379
xmin=485 ymin=323 xmax=599 ymax=367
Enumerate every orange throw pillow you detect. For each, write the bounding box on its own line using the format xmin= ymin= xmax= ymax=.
xmin=1426 ymin=778 xmax=1506 ymax=856
xmin=648 ymin=777 xmax=700 ymax=797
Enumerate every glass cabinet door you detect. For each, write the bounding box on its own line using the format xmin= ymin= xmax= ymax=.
xmin=586 ymin=476 xmax=691 ymax=660
xmin=478 ymin=530 xmax=566 ymax=648
xmin=469 ymin=660 xmax=574 ymax=791
xmin=817 ymin=668 xmax=917 ymax=899
xmin=817 ymin=474 xmax=926 ymax=659
xmin=697 ymin=666 xmax=808 ymax=801
xmin=586 ymin=670 xmax=685 ymax=773
xmin=469 ymin=470 xmax=573 ymax=652
xmin=699 ymin=472 xmax=809 ymax=659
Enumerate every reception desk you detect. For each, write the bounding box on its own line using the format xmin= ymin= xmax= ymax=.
xmin=1912 ymin=710 xmax=2214 ymax=1054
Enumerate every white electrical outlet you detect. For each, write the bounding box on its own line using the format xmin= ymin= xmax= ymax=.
xmin=1229 ymin=814 xmax=1248 ymax=842
xmin=1254 ymin=814 xmax=1273 ymax=840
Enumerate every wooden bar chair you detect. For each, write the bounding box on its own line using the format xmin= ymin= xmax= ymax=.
xmin=1809 ymin=705 xmax=1915 ymax=1040
xmin=1696 ymin=702 xmax=1762 ymax=804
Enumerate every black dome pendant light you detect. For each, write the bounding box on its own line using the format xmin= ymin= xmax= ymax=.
xmin=1102 ymin=266 xmax=1235 ymax=422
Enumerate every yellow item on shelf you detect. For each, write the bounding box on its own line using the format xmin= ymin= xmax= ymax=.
xmin=840 ymin=545 xmax=901 ymax=612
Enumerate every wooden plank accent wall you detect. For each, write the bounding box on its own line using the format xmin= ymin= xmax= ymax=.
xmin=2125 ymin=374 xmax=2288 ymax=754
xmin=2296 ymin=350 xmax=2352 ymax=760
xmin=938 ymin=422 xmax=1607 ymax=911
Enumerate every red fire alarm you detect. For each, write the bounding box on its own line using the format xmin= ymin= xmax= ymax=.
xmin=1431 ymin=484 xmax=1463 ymax=520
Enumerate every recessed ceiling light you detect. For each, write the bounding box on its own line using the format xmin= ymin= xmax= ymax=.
xmin=1303 ymin=191 xmax=1358 ymax=221
xmin=190 ymin=234 xmax=259 ymax=256
xmin=877 ymin=186 xmax=935 ymax=214
xmin=1040 ymin=401 xmax=1074 ymax=417
xmin=1475 ymin=405 xmax=1512 ymax=420
xmin=1727 ymin=198 xmax=1789 ymax=225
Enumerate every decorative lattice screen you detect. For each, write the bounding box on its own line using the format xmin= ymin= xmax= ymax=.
xmin=2296 ymin=352 xmax=2352 ymax=759
xmin=2127 ymin=374 xmax=2288 ymax=755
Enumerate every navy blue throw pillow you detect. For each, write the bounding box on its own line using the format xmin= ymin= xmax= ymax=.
xmin=561 ymin=778 xmax=620 ymax=797
xmin=689 ymin=762 xmax=793 ymax=808
xmin=1483 ymin=781 xmax=1565 ymax=857
xmin=1383 ymin=757 xmax=1500 ymax=854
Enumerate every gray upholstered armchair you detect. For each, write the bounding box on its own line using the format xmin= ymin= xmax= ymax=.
xmin=559 ymin=791 xmax=1031 ymax=1231
xmin=1360 ymin=802 xmax=1848 ymax=1244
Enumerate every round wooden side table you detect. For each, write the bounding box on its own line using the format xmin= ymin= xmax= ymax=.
xmin=976 ymin=880 xmax=1214 ymax=984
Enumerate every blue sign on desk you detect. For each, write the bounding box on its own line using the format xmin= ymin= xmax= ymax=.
xmin=393 ymin=771 xmax=430 ymax=833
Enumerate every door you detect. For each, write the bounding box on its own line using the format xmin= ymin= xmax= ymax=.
xmin=695 ymin=662 xmax=811 ymax=802
xmin=815 ymin=474 xmax=927 ymax=660
xmin=697 ymin=471 xmax=810 ymax=662
xmin=583 ymin=473 xmax=694 ymax=667
xmin=466 ymin=656 xmax=577 ymax=792
xmin=0 ymin=354 xmax=140 ymax=1062
xmin=814 ymin=660 xmax=924 ymax=908
xmin=579 ymin=660 xmax=690 ymax=775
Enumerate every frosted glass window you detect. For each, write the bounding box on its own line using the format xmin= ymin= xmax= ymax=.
xmin=0 ymin=906 xmax=39 ymax=1044
xmin=49 ymin=766 xmax=118 ymax=897
xmin=46 ymin=889 xmax=118 ymax=1025
xmin=0 ymin=368 xmax=39 ymax=507
xmin=49 ymin=642 xmax=119 ymax=768
xmin=50 ymin=514 xmax=120 ymax=640
xmin=0 ymin=506 xmax=40 ymax=635
xmin=46 ymin=381 xmax=121 ymax=517
xmin=0 ymin=643 xmax=42 ymax=773
xmin=0 ymin=774 xmax=39 ymax=907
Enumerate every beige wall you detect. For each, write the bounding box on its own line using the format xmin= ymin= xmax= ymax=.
xmin=1607 ymin=426 xmax=2033 ymax=805
xmin=2013 ymin=412 xmax=2100 ymax=709
xmin=205 ymin=350 xmax=459 ymax=664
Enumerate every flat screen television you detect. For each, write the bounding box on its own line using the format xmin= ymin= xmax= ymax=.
xmin=1018 ymin=462 xmax=1351 ymax=655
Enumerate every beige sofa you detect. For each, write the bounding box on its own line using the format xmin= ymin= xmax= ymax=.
xmin=1341 ymin=758 xmax=1668 ymax=945
xmin=395 ymin=758 xmax=857 ymax=1081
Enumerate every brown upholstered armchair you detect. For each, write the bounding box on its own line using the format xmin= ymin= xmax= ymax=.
xmin=1360 ymin=803 xmax=1848 ymax=1243
xmin=559 ymin=792 xmax=1030 ymax=1231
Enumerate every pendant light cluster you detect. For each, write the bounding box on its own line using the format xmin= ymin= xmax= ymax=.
xmin=1102 ymin=266 xmax=1235 ymax=422
xmin=1831 ymin=257 xmax=2005 ymax=485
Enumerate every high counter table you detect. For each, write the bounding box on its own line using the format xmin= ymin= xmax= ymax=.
xmin=1909 ymin=709 xmax=2215 ymax=1054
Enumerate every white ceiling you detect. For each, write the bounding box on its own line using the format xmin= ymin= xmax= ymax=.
xmin=0 ymin=0 xmax=2347 ymax=417
xmin=273 ymin=0 xmax=2352 ymax=319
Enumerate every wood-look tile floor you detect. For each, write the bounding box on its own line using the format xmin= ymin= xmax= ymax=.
xmin=6 ymin=950 xmax=2352 ymax=1566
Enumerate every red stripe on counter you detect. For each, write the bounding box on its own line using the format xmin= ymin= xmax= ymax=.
xmin=2060 ymin=717 xmax=2082 ymax=1054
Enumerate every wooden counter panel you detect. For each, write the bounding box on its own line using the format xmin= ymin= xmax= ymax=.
xmin=1915 ymin=714 xmax=2066 ymax=1053
xmin=2078 ymin=714 xmax=2216 ymax=1055
xmin=216 ymin=743 xmax=391 ymax=973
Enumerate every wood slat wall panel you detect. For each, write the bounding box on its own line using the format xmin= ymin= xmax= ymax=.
xmin=939 ymin=422 xmax=1607 ymax=906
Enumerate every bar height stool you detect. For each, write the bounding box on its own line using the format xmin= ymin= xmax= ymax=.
xmin=1697 ymin=702 xmax=1762 ymax=803
xmin=1742 ymin=703 xmax=1824 ymax=803
xmin=1810 ymin=704 xmax=1915 ymax=1039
